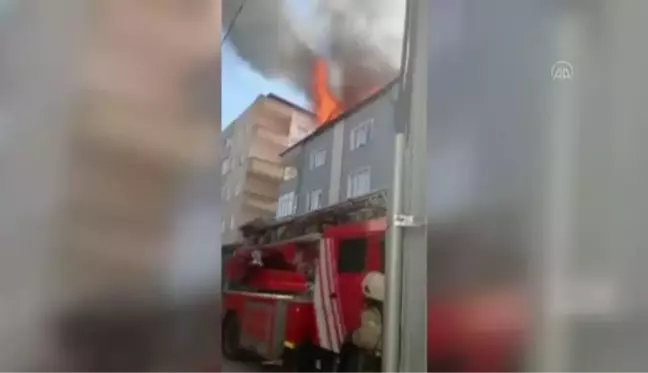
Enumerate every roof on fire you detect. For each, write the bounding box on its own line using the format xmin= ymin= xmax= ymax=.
xmin=279 ymin=77 xmax=401 ymax=157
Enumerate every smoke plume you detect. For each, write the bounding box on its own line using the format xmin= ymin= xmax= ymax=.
xmin=222 ymin=0 xmax=405 ymax=108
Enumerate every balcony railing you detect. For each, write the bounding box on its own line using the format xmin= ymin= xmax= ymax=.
xmin=244 ymin=196 xmax=277 ymax=213
xmin=255 ymin=125 xmax=290 ymax=148
xmin=247 ymin=157 xmax=283 ymax=180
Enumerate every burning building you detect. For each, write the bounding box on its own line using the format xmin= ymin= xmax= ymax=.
xmin=275 ymin=78 xmax=400 ymax=219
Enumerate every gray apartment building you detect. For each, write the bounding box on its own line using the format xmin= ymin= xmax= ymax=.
xmin=221 ymin=94 xmax=316 ymax=243
xmin=276 ymin=79 xmax=399 ymax=218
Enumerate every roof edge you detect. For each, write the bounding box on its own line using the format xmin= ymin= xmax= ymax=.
xmin=279 ymin=77 xmax=401 ymax=156
xmin=265 ymin=93 xmax=315 ymax=117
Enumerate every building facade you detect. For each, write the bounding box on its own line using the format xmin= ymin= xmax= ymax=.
xmin=277 ymin=80 xmax=399 ymax=218
xmin=221 ymin=94 xmax=316 ymax=243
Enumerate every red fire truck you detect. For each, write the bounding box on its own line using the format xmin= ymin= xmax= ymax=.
xmin=222 ymin=190 xmax=528 ymax=371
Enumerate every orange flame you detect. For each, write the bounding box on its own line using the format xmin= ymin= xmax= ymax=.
xmin=312 ymin=58 xmax=343 ymax=125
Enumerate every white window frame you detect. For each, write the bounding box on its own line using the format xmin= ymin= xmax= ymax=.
xmin=283 ymin=166 xmax=298 ymax=181
xmin=347 ymin=167 xmax=371 ymax=198
xmin=276 ymin=192 xmax=296 ymax=218
xmin=309 ymin=149 xmax=327 ymax=169
xmin=307 ymin=189 xmax=323 ymax=212
xmin=350 ymin=119 xmax=373 ymax=151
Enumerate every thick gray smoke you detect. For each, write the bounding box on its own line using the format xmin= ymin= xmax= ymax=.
xmin=221 ymin=0 xmax=315 ymax=96
xmin=222 ymin=0 xmax=405 ymax=106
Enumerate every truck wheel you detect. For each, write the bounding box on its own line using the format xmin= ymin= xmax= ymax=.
xmin=221 ymin=313 xmax=244 ymax=360
xmin=282 ymin=342 xmax=316 ymax=372
xmin=503 ymin=350 xmax=525 ymax=372
xmin=428 ymin=355 xmax=463 ymax=372
xmin=338 ymin=341 xmax=381 ymax=372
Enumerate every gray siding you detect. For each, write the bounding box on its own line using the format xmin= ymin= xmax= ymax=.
xmin=277 ymin=147 xmax=300 ymax=197
xmin=296 ymin=128 xmax=334 ymax=214
xmin=328 ymin=122 xmax=346 ymax=204
xmin=277 ymin=83 xmax=398 ymax=217
xmin=277 ymin=168 xmax=298 ymax=196
xmin=340 ymin=88 xmax=397 ymax=199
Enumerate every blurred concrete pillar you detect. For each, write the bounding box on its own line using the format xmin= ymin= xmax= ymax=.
xmin=0 ymin=0 xmax=87 ymax=369
xmin=0 ymin=0 xmax=222 ymax=370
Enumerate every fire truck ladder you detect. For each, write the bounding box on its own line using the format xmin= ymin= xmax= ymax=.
xmin=238 ymin=189 xmax=388 ymax=246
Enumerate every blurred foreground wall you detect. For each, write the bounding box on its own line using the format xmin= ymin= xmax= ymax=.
xmin=0 ymin=0 xmax=221 ymax=370
xmin=427 ymin=0 xmax=648 ymax=371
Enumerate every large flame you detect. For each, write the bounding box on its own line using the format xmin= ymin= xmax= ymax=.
xmin=312 ymin=58 xmax=343 ymax=125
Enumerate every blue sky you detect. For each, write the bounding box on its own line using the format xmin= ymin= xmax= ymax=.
xmin=221 ymin=41 xmax=310 ymax=128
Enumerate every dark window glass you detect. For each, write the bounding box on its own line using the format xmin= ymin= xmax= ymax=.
xmin=338 ymin=238 xmax=367 ymax=273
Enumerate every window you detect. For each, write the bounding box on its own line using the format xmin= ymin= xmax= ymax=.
xmin=230 ymin=216 xmax=236 ymax=230
xmin=221 ymin=158 xmax=230 ymax=175
xmin=221 ymin=185 xmax=229 ymax=201
xmin=350 ymin=119 xmax=373 ymax=150
xmin=240 ymin=153 xmax=246 ymax=166
xmin=347 ymin=167 xmax=371 ymax=198
xmin=307 ymin=189 xmax=323 ymax=212
xmin=309 ymin=149 xmax=326 ymax=169
xmin=235 ymin=181 xmax=242 ymax=196
xmin=277 ymin=192 xmax=296 ymax=218
xmin=338 ymin=238 xmax=368 ymax=273
xmin=283 ymin=166 xmax=297 ymax=181
xmin=221 ymin=218 xmax=226 ymax=233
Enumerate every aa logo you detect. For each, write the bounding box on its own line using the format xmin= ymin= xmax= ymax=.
xmin=552 ymin=60 xmax=574 ymax=81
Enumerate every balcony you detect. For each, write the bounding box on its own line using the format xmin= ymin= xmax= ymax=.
xmin=259 ymin=102 xmax=294 ymax=128
xmin=255 ymin=125 xmax=290 ymax=148
xmin=244 ymin=195 xmax=277 ymax=214
xmin=247 ymin=157 xmax=283 ymax=180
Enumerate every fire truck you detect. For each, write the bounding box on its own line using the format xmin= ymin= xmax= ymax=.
xmin=222 ymin=190 xmax=528 ymax=371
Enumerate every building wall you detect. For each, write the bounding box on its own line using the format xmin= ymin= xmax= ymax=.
xmin=221 ymin=96 xmax=316 ymax=243
xmin=277 ymin=147 xmax=301 ymax=201
xmin=295 ymin=125 xmax=335 ymax=215
xmin=221 ymin=106 xmax=254 ymax=244
xmin=339 ymin=86 xmax=398 ymax=200
xmin=277 ymin=83 xmax=398 ymax=218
